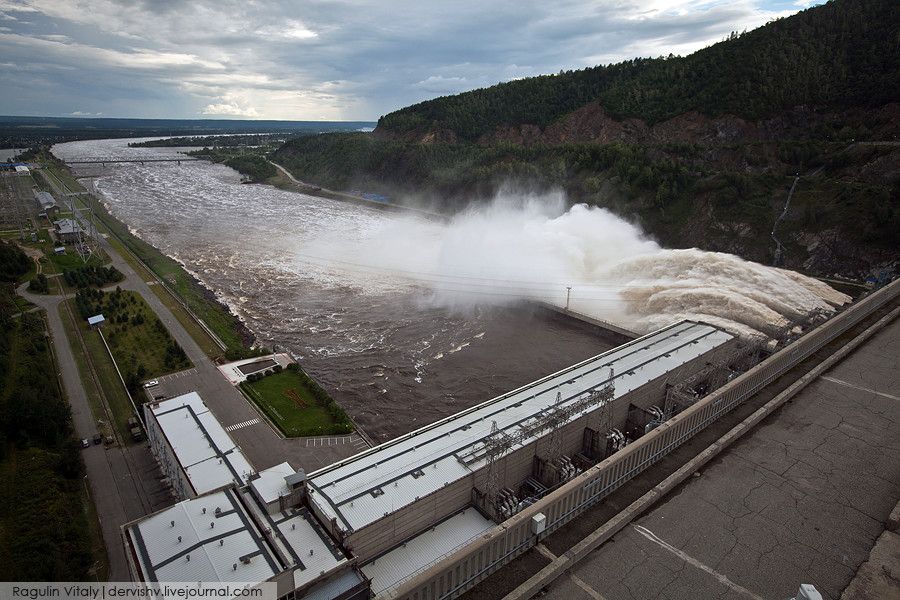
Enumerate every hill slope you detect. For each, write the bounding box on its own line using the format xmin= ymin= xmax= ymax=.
xmin=376 ymin=0 xmax=898 ymax=142
xmin=273 ymin=0 xmax=899 ymax=281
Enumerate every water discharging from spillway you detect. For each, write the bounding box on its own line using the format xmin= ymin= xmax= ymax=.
xmin=311 ymin=190 xmax=849 ymax=339
xmin=52 ymin=139 xmax=848 ymax=440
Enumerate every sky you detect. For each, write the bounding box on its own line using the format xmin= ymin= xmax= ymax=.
xmin=0 ymin=0 xmax=823 ymax=122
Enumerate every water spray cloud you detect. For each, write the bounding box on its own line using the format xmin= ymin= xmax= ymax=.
xmin=308 ymin=190 xmax=850 ymax=338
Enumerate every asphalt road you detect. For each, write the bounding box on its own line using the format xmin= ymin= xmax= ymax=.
xmin=17 ymin=283 xmax=170 ymax=581
xmin=65 ymin=177 xmax=366 ymax=473
xmin=24 ymin=173 xmax=367 ymax=581
xmin=539 ymin=317 xmax=899 ymax=600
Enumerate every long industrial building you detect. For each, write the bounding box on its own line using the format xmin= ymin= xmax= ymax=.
xmin=145 ymin=392 xmax=254 ymax=498
xmin=125 ymin=320 xmax=745 ymax=599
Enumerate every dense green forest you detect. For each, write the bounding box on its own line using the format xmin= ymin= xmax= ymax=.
xmin=0 ymin=242 xmax=95 ymax=580
xmin=188 ymin=148 xmax=277 ymax=182
xmin=275 ymin=0 xmax=898 ymax=279
xmin=378 ymin=0 xmax=898 ymax=140
xmin=63 ymin=264 xmax=124 ymax=289
xmin=129 ymin=134 xmax=289 ymax=148
xmin=274 ymin=134 xmax=898 ymax=269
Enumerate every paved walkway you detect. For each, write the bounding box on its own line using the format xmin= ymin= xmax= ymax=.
xmin=541 ymin=318 xmax=900 ymax=600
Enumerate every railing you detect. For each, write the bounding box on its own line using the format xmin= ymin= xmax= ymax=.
xmin=394 ymin=279 xmax=899 ymax=600
xmin=543 ymin=278 xmax=899 ymax=534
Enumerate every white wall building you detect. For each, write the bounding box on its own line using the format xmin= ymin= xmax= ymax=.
xmin=145 ymin=392 xmax=254 ymax=499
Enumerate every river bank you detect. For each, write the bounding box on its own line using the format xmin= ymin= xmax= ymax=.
xmin=51 ymin=138 xmax=626 ymax=441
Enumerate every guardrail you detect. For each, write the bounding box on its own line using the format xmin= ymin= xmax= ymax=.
xmin=396 ymin=279 xmax=899 ymax=600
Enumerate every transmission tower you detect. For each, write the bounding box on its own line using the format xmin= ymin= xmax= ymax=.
xmin=462 ymin=373 xmax=615 ymax=507
xmin=481 ymin=421 xmax=512 ymax=504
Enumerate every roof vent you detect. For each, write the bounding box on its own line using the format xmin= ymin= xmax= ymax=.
xmin=371 ymin=488 xmax=384 ymax=498
xmin=202 ymin=508 xmax=206 ymax=514
xmin=412 ymin=469 xmax=425 ymax=479
xmin=170 ymin=520 xmax=175 ymax=527
xmin=177 ymin=536 xmax=182 ymax=543
xmin=233 ymin=564 xmax=237 ymax=571
xmin=185 ymin=554 xmax=190 ymax=562
xmin=240 ymin=555 xmax=252 ymax=565
xmin=210 ymin=522 xmax=215 ymax=529
xmin=219 ymin=540 xmax=224 ymax=546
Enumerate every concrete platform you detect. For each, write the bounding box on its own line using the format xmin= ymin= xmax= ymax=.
xmin=217 ymin=353 xmax=294 ymax=385
xmin=540 ymin=317 xmax=900 ymax=600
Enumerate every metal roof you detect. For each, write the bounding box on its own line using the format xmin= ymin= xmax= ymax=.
xmin=250 ymin=462 xmax=294 ymax=507
xmin=126 ymin=487 xmax=281 ymax=583
xmin=235 ymin=488 xmax=350 ymax=588
xmin=87 ymin=314 xmax=105 ymax=325
xmin=302 ymin=568 xmax=366 ymax=600
xmin=149 ymin=392 xmax=255 ymax=495
xmin=361 ymin=507 xmax=493 ymax=596
xmin=35 ymin=190 xmax=54 ymax=207
xmin=53 ymin=218 xmax=82 ymax=235
xmin=307 ymin=320 xmax=734 ymax=534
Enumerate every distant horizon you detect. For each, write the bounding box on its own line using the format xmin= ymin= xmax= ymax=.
xmin=0 ymin=1 xmax=824 ymax=121
xmin=0 ymin=114 xmax=378 ymax=124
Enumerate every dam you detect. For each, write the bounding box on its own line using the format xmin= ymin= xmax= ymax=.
xmin=124 ymin=319 xmax=744 ymax=598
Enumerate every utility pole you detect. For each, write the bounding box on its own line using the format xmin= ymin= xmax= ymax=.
xmin=565 ymin=286 xmax=572 ymax=311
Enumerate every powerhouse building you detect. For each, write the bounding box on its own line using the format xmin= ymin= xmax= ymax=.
xmin=145 ymin=392 xmax=254 ymax=498
xmin=126 ymin=320 xmax=740 ymax=600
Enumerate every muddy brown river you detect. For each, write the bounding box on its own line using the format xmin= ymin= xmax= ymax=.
xmin=53 ymin=138 xmax=618 ymax=442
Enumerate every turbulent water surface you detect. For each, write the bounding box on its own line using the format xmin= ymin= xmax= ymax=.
xmin=53 ymin=138 xmax=849 ymax=440
xmin=53 ymin=139 xmax=623 ymax=440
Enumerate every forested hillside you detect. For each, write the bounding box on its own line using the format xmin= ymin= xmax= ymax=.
xmin=274 ymin=0 xmax=899 ymax=280
xmin=377 ymin=0 xmax=898 ymax=141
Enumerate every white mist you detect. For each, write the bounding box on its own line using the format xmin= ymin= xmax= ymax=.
xmin=304 ymin=190 xmax=849 ymax=338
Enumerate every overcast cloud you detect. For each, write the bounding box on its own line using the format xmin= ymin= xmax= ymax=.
xmin=0 ymin=0 xmax=822 ymax=121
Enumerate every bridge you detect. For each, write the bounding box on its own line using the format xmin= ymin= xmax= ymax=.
xmin=65 ymin=158 xmax=199 ymax=165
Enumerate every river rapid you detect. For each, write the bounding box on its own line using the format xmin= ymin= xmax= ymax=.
xmin=53 ymin=138 xmax=621 ymax=441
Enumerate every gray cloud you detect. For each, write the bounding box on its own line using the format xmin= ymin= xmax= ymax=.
xmin=0 ymin=0 xmax=820 ymax=120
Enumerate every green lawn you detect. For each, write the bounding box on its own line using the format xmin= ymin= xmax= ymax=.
xmin=39 ymin=156 xmax=247 ymax=358
xmin=58 ymin=298 xmax=135 ymax=443
xmin=92 ymin=289 xmax=192 ymax=380
xmin=240 ymin=369 xmax=352 ymax=437
xmin=148 ymin=283 xmax=223 ymax=358
xmin=82 ymin=193 xmax=243 ymax=355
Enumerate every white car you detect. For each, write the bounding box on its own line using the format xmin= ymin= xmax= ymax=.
xmin=143 ymin=379 xmax=159 ymax=388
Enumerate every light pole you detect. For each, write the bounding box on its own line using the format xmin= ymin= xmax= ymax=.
xmin=565 ymin=286 xmax=572 ymax=311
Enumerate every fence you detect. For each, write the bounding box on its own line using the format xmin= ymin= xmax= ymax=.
xmin=396 ymin=279 xmax=900 ymax=600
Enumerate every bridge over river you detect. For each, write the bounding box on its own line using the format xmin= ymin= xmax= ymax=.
xmin=65 ymin=158 xmax=199 ymax=165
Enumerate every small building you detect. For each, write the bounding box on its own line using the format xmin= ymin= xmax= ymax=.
xmin=87 ymin=314 xmax=105 ymax=329
xmin=42 ymin=205 xmax=60 ymax=220
xmin=144 ymin=391 xmax=254 ymax=499
xmin=248 ymin=461 xmax=301 ymax=514
xmin=54 ymin=246 xmax=66 ymax=255
xmin=217 ymin=352 xmax=294 ymax=385
xmin=35 ymin=190 xmax=56 ymax=211
xmin=53 ymin=218 xmax=84 ymax=244
xmin=15 ymin=165 xmax=29 ymax=175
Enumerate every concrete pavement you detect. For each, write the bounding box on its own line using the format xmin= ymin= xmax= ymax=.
xmin=18 ymin=284 xmax=171 ymax=581
xmin=538 ymin=317 xmax=899 ymax=600
xmin=55 ymin=174 xmax=366 ymax=472
xmin=24 ymin=173 xmax=365 ymax=580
